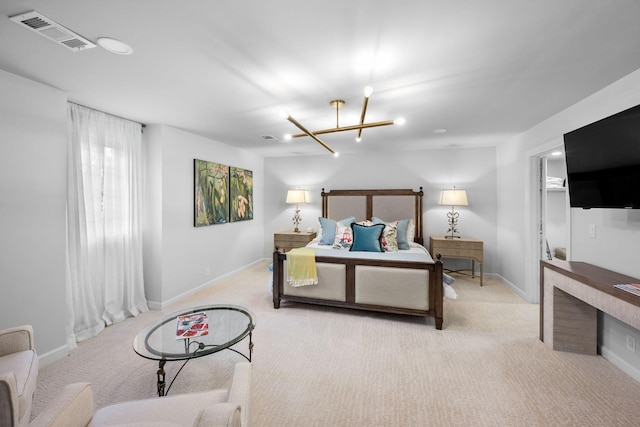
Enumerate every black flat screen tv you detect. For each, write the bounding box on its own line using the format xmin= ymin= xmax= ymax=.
xmin=563 ymin=103 xmax=640 ymax=209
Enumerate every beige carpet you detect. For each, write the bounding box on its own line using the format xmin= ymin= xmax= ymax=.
xmin=32 ymin=261 xmax=640 ymax=426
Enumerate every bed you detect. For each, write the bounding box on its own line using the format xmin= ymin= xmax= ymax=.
xmin=272 ymin=188 xmax=445 ymax=329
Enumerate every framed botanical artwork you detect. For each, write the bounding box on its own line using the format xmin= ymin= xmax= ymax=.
xmin=229 ymin=166 xmax=253 ymax=222
xmin=194 ymin=159 xmax=229 ymax=226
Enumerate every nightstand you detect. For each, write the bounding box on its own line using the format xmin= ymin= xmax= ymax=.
xmin=429 ymin=236 xmax=484 ymax=286
xmin=274 ymin=231 xmax=317 ymax=253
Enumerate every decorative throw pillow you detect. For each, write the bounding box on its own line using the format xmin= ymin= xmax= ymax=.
xmin=380 ymin=221 xmax=399 ymax=252
xmin=318 ymin=217 xmax=336 ymax=245
xmin=349 ymin=223 xmax=385 ymax=252
xmin=395 ymin=219 xmax=411 ymax=249
xmin=373 ymin=217 xmax=412 ymax=250
xmin=318 ymin=216 xmax=355 ymax=245
xmin=406 ymin=219 xmax=415 ymax=243
xmin=333 ymin=220 xmax=354 ymax=249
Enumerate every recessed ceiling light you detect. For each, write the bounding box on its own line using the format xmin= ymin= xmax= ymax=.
xmin=433 ymin=128 xmax=448 ymax=134
xmin=97 ymin=37 xmax=133 ymax=55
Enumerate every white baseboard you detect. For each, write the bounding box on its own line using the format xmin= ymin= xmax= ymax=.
xmin=600 ymin=345 xmax=640 ymax=382
xmin=38 ymin=344 xmax=70 ymax=368
xmin=146 ymin=258 xmax=267 ymax=310
xmin=493 ymin=273 xmax=530 ymax=302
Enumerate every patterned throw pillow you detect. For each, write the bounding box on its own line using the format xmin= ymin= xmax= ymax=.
xmin=318 ymin=216 xmax=356 ymax=245
xmin=333 ymin=220 xmax=354 ymax=249
xmin=373 ymin=216 xmax=413 ymax=250
xmin=380 ymin=221 xmax=399 ymax=252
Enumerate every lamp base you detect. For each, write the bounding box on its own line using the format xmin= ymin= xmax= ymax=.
xmin=292 ymin=208 xmax=301 ymax=233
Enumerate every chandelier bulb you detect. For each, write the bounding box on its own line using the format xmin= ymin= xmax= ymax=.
xmin=394 ymin=117 xmax=406 ymax=125
xmin=355 ymin=136 xmax=362 ymax=143
xmin=333 ymin=152 xmax=340 ymax=157
xmin=364 ymin=86 xmax=373 ymax=98
xmin=284 ymin=134 xmax=292 ymax=141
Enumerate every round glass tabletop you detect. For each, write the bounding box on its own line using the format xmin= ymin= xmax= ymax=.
xmin=133 ymin=304 xmax=256 ymax=362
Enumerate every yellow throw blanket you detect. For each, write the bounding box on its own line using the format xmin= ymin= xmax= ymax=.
xmin=286 ymin=248 xmax=318 ymax=287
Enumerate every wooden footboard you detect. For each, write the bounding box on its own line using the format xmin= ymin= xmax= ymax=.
xmin=272 ymin=251 xmax=444 ymax=329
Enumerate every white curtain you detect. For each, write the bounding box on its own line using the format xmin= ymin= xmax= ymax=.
xmin=66 ymin=103 xmax=148 ymax=347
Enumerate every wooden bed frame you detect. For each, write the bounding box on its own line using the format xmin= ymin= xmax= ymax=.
xmin=272 ymin=188 xmax=444 ymax=329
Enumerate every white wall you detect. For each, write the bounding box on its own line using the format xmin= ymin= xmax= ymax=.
xmin=144 ymin=125 xmax=264 ymax=307
xmin=0 ymin=69 xmax=68 ymax=363
xmin=263 ymin=147 xmax=497 ymax=274
xmin=0 ymin=69 xmax=265 ymax=365
xmin=497 ymin=67 xmax=640 ymax=377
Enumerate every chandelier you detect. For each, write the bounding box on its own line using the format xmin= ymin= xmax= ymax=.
xmin=282 ymin=86 xmax=405 ymax=156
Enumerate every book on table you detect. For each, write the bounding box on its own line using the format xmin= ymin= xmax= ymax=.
xmin=614 ymin=283 xmax=640 ymax=297
xmin=176 ymin=312 xmax=209 ymax=339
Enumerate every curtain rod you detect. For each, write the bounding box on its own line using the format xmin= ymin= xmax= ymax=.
xmin=68 ymin=101 xmax=146 ymax=131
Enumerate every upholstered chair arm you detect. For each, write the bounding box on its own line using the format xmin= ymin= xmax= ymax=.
xmin=0 ymin=325 xmax=35 ymax=358
xmin=227 ymin=362 xmax=252 ymax=427
xmin=196 ymin=403 xmax=242 ymax=427
xmin=29 ymin=382 xmax=94 ymax=427
xmin=0 ymin=372 xmax=19 ymax=427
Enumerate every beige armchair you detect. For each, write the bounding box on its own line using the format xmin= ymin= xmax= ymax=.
xmin=0 ymin=325 xmax=39 ymax=427
xmin=29 ymin=362 xmax=252 ymax=427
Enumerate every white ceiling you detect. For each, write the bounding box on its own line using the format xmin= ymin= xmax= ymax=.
xmin=2 ymin=0 xmax=640 ymax=157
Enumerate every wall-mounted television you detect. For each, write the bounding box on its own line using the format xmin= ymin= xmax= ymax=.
xmin=563 ymin=103 xmax=640 ymax=209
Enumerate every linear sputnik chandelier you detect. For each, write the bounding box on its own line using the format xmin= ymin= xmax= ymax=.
xmin=282 ymin=86 xmax=404 ymax=157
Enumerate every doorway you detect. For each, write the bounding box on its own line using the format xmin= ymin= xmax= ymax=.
xmin=525 ymin=143 xmax=571 ymax=304
xmin=540 ymin=151 xmax=569 ymax=263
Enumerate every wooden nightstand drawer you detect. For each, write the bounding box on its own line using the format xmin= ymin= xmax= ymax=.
xmin=430 ymin=237 xmax=483 ymax=261
xmin=437 ymin=248 xmax=482 ymax=259
xmin=435 ymin=240 xmax=482 ymax=251
xmin=274 ymin=231 xmax=316 ymax=252
xmin=429 ymin=235 xmax=484 ymax=285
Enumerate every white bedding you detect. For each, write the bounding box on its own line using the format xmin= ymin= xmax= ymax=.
xmin=305 ymin=239 xmax=434 ymax=263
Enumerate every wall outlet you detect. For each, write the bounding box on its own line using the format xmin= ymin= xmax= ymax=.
xmin=587 ymin=223 xmax=596 ymax=239
xmin=626 ymin=335 xmax=636 ymax=353
xmin=204 ymin=267 xmax=211 ymax=276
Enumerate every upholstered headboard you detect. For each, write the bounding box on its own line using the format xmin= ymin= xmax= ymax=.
xmin=320 ymin=188 xmax=424 ymax=245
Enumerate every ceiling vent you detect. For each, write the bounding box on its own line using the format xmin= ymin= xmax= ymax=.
xmin=9 ymin=10 xmax=96 ymax=52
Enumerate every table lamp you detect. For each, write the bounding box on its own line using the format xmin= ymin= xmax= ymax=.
xmin=286 ymin=189 xmax=309 ymax=232
xmin=439 ymin=188 xmax=468 ymax=239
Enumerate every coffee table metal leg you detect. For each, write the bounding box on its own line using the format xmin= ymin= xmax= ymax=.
xmin=249 ymin=331 xmax=253 ymax=362
xmin=157 ymin=360 xmax=166 ymax=397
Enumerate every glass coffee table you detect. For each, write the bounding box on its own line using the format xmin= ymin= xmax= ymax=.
xmin=133 ymin=304 xmax=255 ymax=396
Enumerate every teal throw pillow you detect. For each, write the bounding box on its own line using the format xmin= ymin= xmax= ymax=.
xmin=349 ymin=223 xmax=385 ymax=252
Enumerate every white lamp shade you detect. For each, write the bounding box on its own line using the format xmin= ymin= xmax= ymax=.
xmin=439 ymin=189 xmax=468 ymax=206
xmin=286 ymin=189 xmax=310 ymax=204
